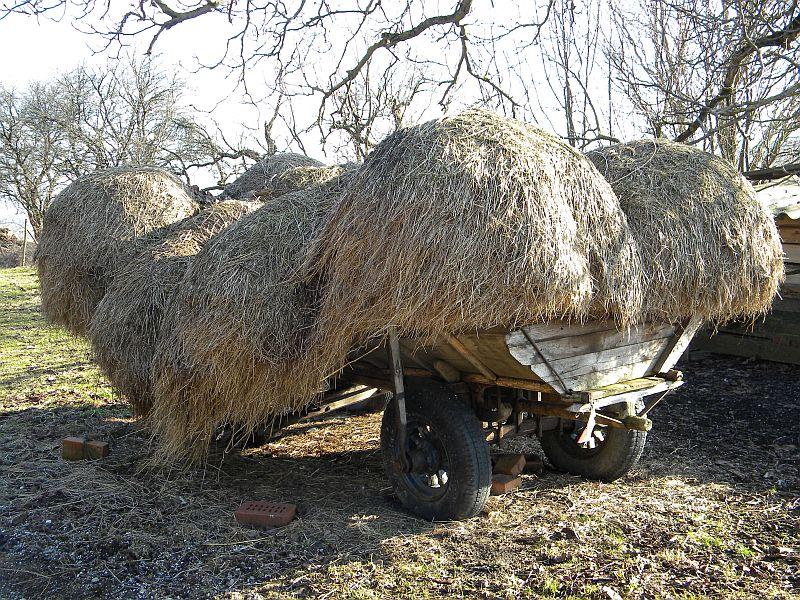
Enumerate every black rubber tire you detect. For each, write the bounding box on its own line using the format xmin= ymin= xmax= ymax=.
xmin=539 ymin=419 xmax=647 ymax=482
xmin=381 ymin=384 xmax=491 ymax=521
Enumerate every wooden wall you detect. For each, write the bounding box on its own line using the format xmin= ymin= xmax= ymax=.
xmin=691 ymin=217 xmax=800 ymax=364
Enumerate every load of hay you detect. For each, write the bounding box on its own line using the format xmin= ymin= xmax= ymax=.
xmin=150 ymin=170 xmax=354 ymax=457
xmin=223 ymin=152 xmax=324 ymax=200
xmin=0 ymin=227 xmax=34 ymax=267
xmin=149 ymin=111 xmax=645 ymax=459
xmin=35 ymin=167 xmax=198 ymax=335
xmin=147 ymin=110 xmax=782 ymax=462
xmin=586 ymin=139 xmax=784 ymax=322
xmin=88 ymin=200 xmax=256 ymax=416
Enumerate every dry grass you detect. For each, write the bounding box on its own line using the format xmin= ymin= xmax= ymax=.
xmin=1 ymin=270 xmax=797 ymax=598
xmin=224 ymin=153 xmax=324 ymax=200
xmin=586 ymin=139 xmax=784 ymax=323
xmin=34 ymin=167 xmax=198 ymax=336
xmin=87 ymin=200 xmax=256 ymax=417
xmin=255 ymin=164 xmax=355 ymax=202
xmin=150 ymin=173 xmax=355 ymax=460
xmin=147 ymin=110 xmax=784 ymax=462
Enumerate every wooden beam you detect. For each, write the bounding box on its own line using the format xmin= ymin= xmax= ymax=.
xmin=462 ymin=373 xmax=554 ymax=393
xmin=445 ymin=334 xmax=497 ymax=381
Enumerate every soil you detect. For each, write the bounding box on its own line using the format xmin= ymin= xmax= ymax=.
xmin=0 ymin=268 xmax=798 ymax=599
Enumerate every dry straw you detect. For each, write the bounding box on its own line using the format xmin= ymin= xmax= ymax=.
xmin=147 ymin=111 xmax=783 ymax=462
xmin=35 ymin=167 xmax=198 ymax=335
xmin=586 ymin=139 xmax=784 ymax=322
xmin=223 ymin=153 xmax=324 ymax=200
xmin=150 ymin=111 xmax=646 ymax=460
xmin=88 ymin=200 xmax=256 ymax=416
xmin=150 ymin=168 xmax=353 ymax=459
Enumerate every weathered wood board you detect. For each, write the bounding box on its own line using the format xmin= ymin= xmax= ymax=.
xmin=506 ymin=319 xmax=699 ymax=394
xmin=691 ymin=295 xmax=800 ymax=365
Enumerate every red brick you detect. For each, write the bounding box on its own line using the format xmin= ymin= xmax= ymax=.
xmin=235 ymin=501 xmax=296 ymax=528
xmin=524 ymin=453 xmax=544 ymax=475
xmin=490 ymin=474 xmax=521 ymax=496
xmin=62 ymin=437 xmax=110 ymax=460
xmin=493 ymin=453 xmax=526 ymax=477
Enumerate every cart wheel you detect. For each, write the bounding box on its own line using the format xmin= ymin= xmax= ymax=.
xmin=381 ymin=384 xmax=491 ymax=521
xmin=539 ymin=411 xmax=647 ymax=482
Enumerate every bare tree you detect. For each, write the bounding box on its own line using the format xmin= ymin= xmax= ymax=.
xmin=1 ymin=1 xmax=557 ymax=152
xmin=609 ymin=0 xmax=800 ymax=170
xmin=0 ymin=60 xmax=251 ymax=236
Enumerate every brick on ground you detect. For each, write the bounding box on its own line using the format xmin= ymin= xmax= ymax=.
xmin=235 ymin=501 xmax=296 ymax=528
xmin=491 ymin=474 xmax=521 ymax=495
xmin=61 ymin=437 xmax=109 ymax=460
xmin=493 ymin=453 xmax=526 ymax=476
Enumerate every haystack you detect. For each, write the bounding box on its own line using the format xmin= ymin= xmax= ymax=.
xmin=150 ymin=171 xmax=354 ymax=458
xmin=35 ymin=167 xmax=198 ymax=335
xmin=586 ymin=139 xmax=784 ymax=322
xmin=88 ymin=200 xmax=256 ymax=416
xmin=223 ymin=152 xmax=324 ymax=199
xmin=150 ymin=111 xmax=643 ymax=460
xmin=299 ymin=109 xmax=645 ymax=384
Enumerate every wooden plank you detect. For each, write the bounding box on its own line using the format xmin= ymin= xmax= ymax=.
xmin=446 ymin=335 xmax=497 ymax=381
xmin=513 ymin=320 xmax=615 ymax=342
xmin=575 ymin=376 xmax=666 ymax=400
xmin=541 ymin=338 xmax=668 ymax=378
xmin=650 ymin=315 xmax=704 ymax=374
xmin=784 ymin=243 xmax=800 ymax=263
xmin=693 ymin=331 xmax=800 ymax=365
xmin=778 ymin=224 xmax=800 ymax=244
xmin=507 ymin=323 xmax=674 ymax=365
xmin=462 ymin=373 xmax=555 ymax=393
xmin=525 ymin=338 xmax=670 ymax=391
xmin=553 ymin=361 xmax=657 ymax=391
xmin=454 ymin=332 xmax=544 ymax=379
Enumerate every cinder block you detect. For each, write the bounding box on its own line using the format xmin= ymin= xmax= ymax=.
xmin=235 ymin=501 xmax=296 ymax=528
xmin=62 ymin=437 xmax=110 ymax=460
xmin=524 ymin=453 xmax=544 ymax=475
xmin=493 ymin=453 xmax=526 ymax=477
xmin=490 ymin=474 xmax=521 ymax=496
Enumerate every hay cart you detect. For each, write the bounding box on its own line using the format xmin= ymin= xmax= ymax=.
xmin=306 ymin=316 xmax=703 ymax=521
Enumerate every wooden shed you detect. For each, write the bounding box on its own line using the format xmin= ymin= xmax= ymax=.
xmin=692 ymin=177 xmax=800 ymax=364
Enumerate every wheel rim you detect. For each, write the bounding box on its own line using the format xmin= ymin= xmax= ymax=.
xmin=556 ymin=420 xmax=608 ymax=458
xmin=398 ymin=416 xmax=451 ymax=502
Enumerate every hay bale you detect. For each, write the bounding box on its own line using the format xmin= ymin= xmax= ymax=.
xmin=297 ymin=110 xmax=643 ymax=395
xmin=0 ymin=227 xmax=35 ymax=267
xmin=88 ymin=200 xmax=256 ymax=416
xmin=35 ymin=167 xmax=198 ymax=335
xmin=254 ymin=163 xmax=357 ymax=201
xmin=149 ymin=111 xmax=642 ymax=461
xmin=586 ymin=139 xmax=784 ymax=322
xmin=150 ymin=172 xmax=354 ymax=459
xmin=223 ymin=153 xmax=324 ymax=199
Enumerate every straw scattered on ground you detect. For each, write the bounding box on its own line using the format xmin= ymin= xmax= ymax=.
xmin=1 ymin=268 xmax=798 ymax=599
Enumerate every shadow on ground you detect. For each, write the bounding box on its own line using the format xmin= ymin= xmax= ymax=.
xmin=1 ymin=354 xmax=798 ymax=599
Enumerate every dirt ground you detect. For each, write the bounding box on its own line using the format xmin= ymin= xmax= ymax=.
xmin=1 ymin=266 xmax=798 ymax=599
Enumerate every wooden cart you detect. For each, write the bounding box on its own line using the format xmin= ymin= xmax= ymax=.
xmin=301 ymin=316 xmax=704 ymax=521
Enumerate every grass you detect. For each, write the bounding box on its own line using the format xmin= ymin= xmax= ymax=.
xmin=0 ymin=267 xmax=115 ymax=408
xmin=0 ymin=267 xmax=798 ymax=599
